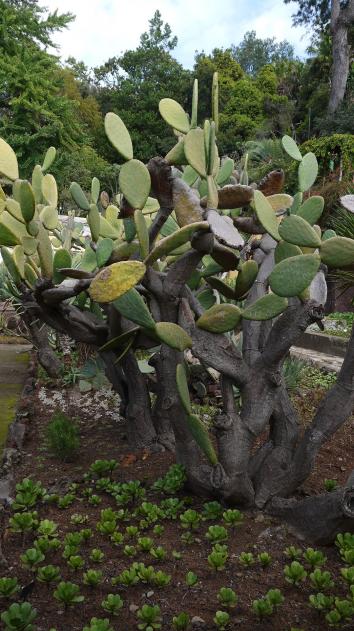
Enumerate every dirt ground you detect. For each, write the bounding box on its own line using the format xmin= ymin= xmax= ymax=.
xmin=0 ymin=378 xmax=353 ymax=631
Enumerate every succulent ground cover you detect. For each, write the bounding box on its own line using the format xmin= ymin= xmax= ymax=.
xmin=0 ymin=377 xmax=353 ymax=631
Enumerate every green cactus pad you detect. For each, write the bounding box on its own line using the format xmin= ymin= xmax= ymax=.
xmin=111 ymin=240 xmax=139 ymax=261
xmin=6 ymin=199 xmax=25 ymax=224
xmin=217 ymin=158 xmax=234 ymax=186
xmin=22 ymin=236 xmax=38 ymax=256
xmin=155 ymin=322 xmax=192 ymax=351
xmin=79 ymin=245 xmax=98 ymax=272
xmin=40 ymin=206 xmax=58 ymax=231
xmin=281 ymin=135 xmax=302 ymax=161
xmin=182 ymin=165 xmax=199 ymax=186
xmin=91 ymin=177 xmax=100 ymax=204
xmin=207 ymin=175 xmax=218 ymax=209
xmin=142 ymin=197 xmax=160 ymax=215
xmin=0 ymin=137 xmax=19 ymax=180
xmin=186 ymin=413 xmax=218 ymax=465
xmin=1 ymin=247 xmax=21 ymax=284
xmin=274 ymin=241 xmax=302 ymax=264
xmin=27 ymin=220 xmax=39 ymax=237
xmin=19 ymin=180 xmax=36 ymax=223
xmin=113 ymin=287 xmax=156 ymax=330
xmin=53 ymin=249 xmax=72 ymax=284
xmin=88 ymin=204 xmax=101 ymax=242
xmin=269 ymin=253 xmax=320 ymax=297
xmin=184 ymin=128 xmax=207 ymax=178
xmin=89 ymin=260 xmax=146 ymax=303
xmin=159 ymin=98 xmax=190 ymax=134
xmin=279 ymin=215 xmax=321 ymax=248
xmin=212 ymin=72 xmax=219 ymax=134
xmin=320 ymin=236 xmax=354 ymax=268
xmin=206 ymin=276 xmax=235 ymax=299
xmin=197 ymin=288 xmax=216 ymax=310
xmin=290 ymin=191 xmax=303 ymax=214
xmin=69 ymin=181 xmax=90 ymax=211
xmin=266 ymin=194 xmax=293 ymax=212
xmin=145 ymin=221 xmax=209 ymax=265
xmin=165 ymin=139 xmax=187 ymax=165
xmin=242 ymin=293 xmax=288 ymax=320
xmin=119 ymin=159 xmax=151 ymax=210
xmin=24 ymin=262 xmax=38 ymax=286
xmin=31 ymin=165 xmax=43 ymax=204
xmin=322 ymin=229 xmax=336 ymax=241
xmin=176 ymin=363 xmax=192 ymax=414
xmin=134 ymin=209 xmax=149 ymax=259
xmin=42 ymin=146 xmax=56 ymax=172
xmin=234 ymin=260 xmax=258 ymax=299
xmin=37 ymin=223 xmax=53 ymax=278
xmin=123 ymin=217 xmax=136 ymax=243
xmin=297 ymin=196 xmax=324 ymax=225
xmin=191 ymin=79 xmax=198 ymax=128
xmin=99 ymin=328 xmax=139 ymax=353
xmin=41 ymin=174 xmax=58 ymax=208
xmin=201 ymin=257 xmax=224 ymax=277
xmin=96 ymin=238 xmax=114 ymax=268
xmin=12 ymin=245 xmax=25 ymax=278
xmin=298 ymin=152 xmax=318 ymax=192
xmin=253 ymin=190 xmax=280 ymax=241
xmin=105 ymin=112 xmax=133 ymax=161
xmin=99 ymin=215 xmax=120 ymax=240
xmin=0 ymin=211 xmax=27 ymax=246
xmin=196 ymin=304 xmax=242 ymax=333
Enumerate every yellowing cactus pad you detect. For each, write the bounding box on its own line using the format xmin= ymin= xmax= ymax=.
xmin=89 ymin=260 xmax=146 ymax=303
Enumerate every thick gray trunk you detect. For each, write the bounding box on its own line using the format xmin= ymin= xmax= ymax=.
xmin=328 ymin=0 xmax=353 ymax=113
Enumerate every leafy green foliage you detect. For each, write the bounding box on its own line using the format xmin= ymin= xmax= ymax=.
xmin=46 ymin=412 xmax=80 ymax=462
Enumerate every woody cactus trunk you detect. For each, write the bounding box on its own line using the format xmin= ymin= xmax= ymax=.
xmin=0 ymin=76 xmax=353 ymax=544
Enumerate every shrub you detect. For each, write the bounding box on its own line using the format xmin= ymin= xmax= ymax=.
xmin=46 ymin=412 xmax=80 ymax=461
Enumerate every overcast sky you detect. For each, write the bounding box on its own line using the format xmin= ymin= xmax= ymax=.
xmin=45 ymin=0 xmax=310 ymax=69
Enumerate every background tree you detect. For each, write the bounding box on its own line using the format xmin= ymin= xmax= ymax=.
xmin=94 ymin=11 xmax=191 ymax=162
xmin=285 ymin=0 xmax=354 ymax=113
xmin=0 ymin=0 xmax=86 ymax=175
xmin=232 ymin=30 xmax=296 ymax=75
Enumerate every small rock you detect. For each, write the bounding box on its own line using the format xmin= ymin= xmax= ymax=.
xmin=129 ymin=604 xmax=139 ymax=614
xmin=254 ymin=512 xmax=265 ymax=523
xmin=146 ymin=590 xmax=154 ymax=598
xmin=192 ymin=616 xmax=206 ymax=627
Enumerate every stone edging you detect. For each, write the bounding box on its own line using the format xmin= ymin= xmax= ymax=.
xmin=0 ymin=352 xmax=37 ymax=505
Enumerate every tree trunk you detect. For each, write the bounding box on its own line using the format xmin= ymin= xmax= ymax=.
xmin=268 ymin=471 xmax=354 ymax=544
xmin=328 ymin=0 xmax=353 ymax=114
xmin=22 ymin=312 xmax=61 ymax=378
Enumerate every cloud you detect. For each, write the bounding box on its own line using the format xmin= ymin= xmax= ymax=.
xmin=45 ymin=0 xmax=310 ymax=69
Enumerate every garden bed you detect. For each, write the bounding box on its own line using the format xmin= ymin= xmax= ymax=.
xmin=0 ymin=378 xmax=353 ymax=631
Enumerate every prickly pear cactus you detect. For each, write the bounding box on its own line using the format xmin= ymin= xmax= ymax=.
xmin=1 ymin=73 xmax=351 ymax=465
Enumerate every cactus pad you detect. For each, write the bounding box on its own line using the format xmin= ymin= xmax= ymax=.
xmin=105 ymin=112 xmax=133 ymax=161
xmin=242 ymin=293 xmax=288 ymax=320
xmin=279 ymin=215 xmax=321 ymax=248
xmin=0 ymin=138 xmax=19 ymax=180
xmin=281 ymin=135 xmax=302 ymax=161
xmin=159 ymin=98 xmax=190 ymax=134
xmin=269 ymin=253 xmax=320 ymax=297
xmin=320 ymin=236 xmax=354 ymax=268
xmin=113 ymin=288 xmax=156 ymax=330
xmin=253 ymin=190 xmax=280 ymax=241
xmin=298 ymin=152 xmax=318 ymax=192
xmin=155 ymin=322 xmax=192 ymax=351
xmin=119 ymin=159 xmax=151 ymax=210
xmin=89 ymin=260 xmax=146 ymax=303
xmin=196 ymin=304 xmax=242 ymax=333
